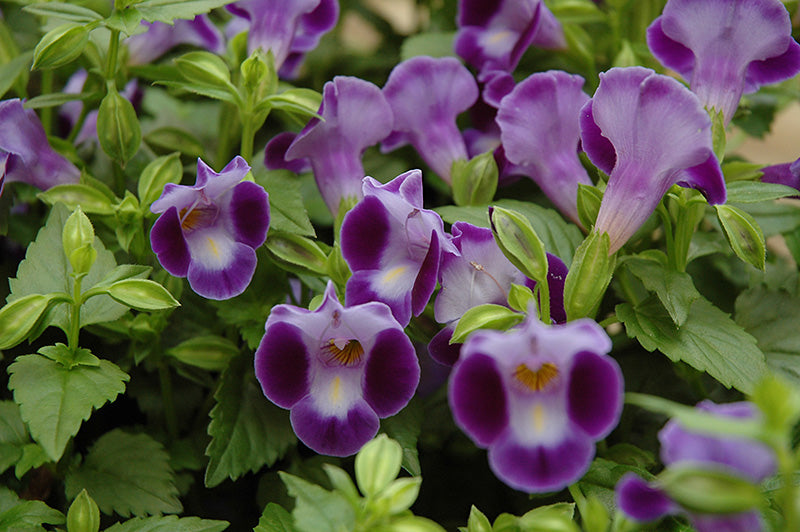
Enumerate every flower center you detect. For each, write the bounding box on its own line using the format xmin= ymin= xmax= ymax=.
xmin=179 ymin=203 xmax=219 ymax=232
xmin=513 ymin=362 xmax=559 ymax=392
xmin=321 ymin=338 xmax=364 ymax=367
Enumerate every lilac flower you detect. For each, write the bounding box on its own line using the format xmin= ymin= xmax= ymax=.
xmin=580 ymin=67 xmax=726 ymax=253
xmin=254 ymin=281 xmax=419 ymax=456
xmin=226 ymin=0 xmax=338 ymax=73
xmin=282 ymin=76 xmax=393 ymax=215
xmin=126 ymin=15 xmax=225 ymax=65
xmin=381 ymin=56 xmax=478 ymax=184
xmin=150 ymin=156 xmax=269 ymax=300
xmin=340 ymin=169 xmax=453 ymax=326
xmin=264 ymin=132 xmax=312 ymax=174
xmin=0 ymin=98 xmax=80 ymax=197
xmin=449 ymin=313 xmax=623 ymax=492
xmin=430 ymin=222 xmax=567 ymax=366
xmin=647 ymin=0 xmax=800 ymax=123
xmin=761 ymin=157 xmax=800 ymax=193
xmin=496 ymin=71 xmax=592 ymax=224
xmin=616 ymin=401 xmax=776 ymax=532
xmin=455 ymin=0 xmax=566 ymax=80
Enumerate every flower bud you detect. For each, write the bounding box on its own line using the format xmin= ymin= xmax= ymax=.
xmin=97 ymin=87 xmax=141 ymax=164
xmin=489 ymin=206 xmax=548 ymax=283
xmin=241 ymin=49 xmax=277 ymax=102
xmin=63 ymin=207 xmax=97 ymax=276
xmin=32 ymin=23 xmax=89 ymax=70
xmin=175 ymin=51 xmax=233 ymax=89
xmin=355 ymin=434 xmax=402 ymax=498
xmin=66 ymin=489 xmax=100 ymax=532
xmin=165 ymin=335 xmax=238 ymax=371
xmin=451 ymin=151 xmax=498 ymax=206
xmin=658 ymin=465 xmax=763 ymax=514
xmin=715 ymin=204 xmax=765 ymax=271
xmin=563 ymin=231 xmax=615 ymax=320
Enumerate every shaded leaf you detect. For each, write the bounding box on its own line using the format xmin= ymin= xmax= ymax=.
xmin=254 ymin=503 xmax=296 ymax=532
xmin=279 ymin=473 xmax=356 ymax=532
xmin=259 ymin=170 xmax=315 ymax=237
xmin=105 ymin=515 xmax=229 ymax=532
xmin=623 ymin=257 xmax=699 ymax=326
xmin=0 ymin=487 xmax=64 ymax=532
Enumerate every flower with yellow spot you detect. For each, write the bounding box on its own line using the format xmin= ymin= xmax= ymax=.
xmin=255 ymin=281 xmax=420 ymax=456
xmin=448 ymin=312 xmax=623 ymax=492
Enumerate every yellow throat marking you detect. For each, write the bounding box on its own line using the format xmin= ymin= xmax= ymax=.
xmin=513 ymin=362 xmax=559 ymax=392
xmin=323 ymin=339 xmax=364 ymax=366
xmin=383 ymin=266 xmax=407 ymax=284
xmin=206 ymin=237 xmax=220 ymax=258
xmin=330 ymin=376 xmax=342 ymax=404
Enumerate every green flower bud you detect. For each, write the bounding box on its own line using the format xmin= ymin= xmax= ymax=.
xmin=450 ymin=304 xmax=524 ymax=344
xmin=376 ymin=477 xmax=422 ymax=515
xmin=0 ymin=294 xmax=57 ymax=350
xmin=97 ymin=86 xmax=141 ymax=164
xmin=266 ymin=232 xmax=329 ymax=275
xmin=240 ymin=48 xmax=277 ymax=102
xmin=67 ymin=489 xmax=100 ymax=532
xmin=576 ymin=183 xmax=603 ymax=229
xmin=355 ymin=434 xmax=403 ymax=498
xmin=715 ymin=204 xmax=765 ymax=271
xmin=106 ymin=279 xmax=180 ymax=311
xmin=658 ymin=464 xmax=763 ymax=514
xmin=451 ymin=152 xmax=498 ymax=206
xmin=175 ymin=51 xmax=233 ymax=89
xmin=137 ymin=153 xmax=182 ymax=210
xmin=32 ymin=23 xmax=89 ymax=70
xmin=165 ymin=335 xmax=239 ymax=371
xmin=563 ymin=231 xmax=615 ymax=320
xmin=489 ymin=206 xmax=548 ymax=284
xmin=63 ymin=207 xmax=96 ymax=276
xmin=466 ymin=506 xmax=492 ymax=532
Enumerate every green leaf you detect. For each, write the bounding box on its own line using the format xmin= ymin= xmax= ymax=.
xmin=622 ymin=257 xmax=699 ymax=326
xmin=105 ymin=515 xmax=229 ymax=532
xmin=23 ymin=90 xmax=97 ymax=109
xmin=156 ymin=80 xmax=239 ymax=104
xmin=37 ymin=184 xmax=117 ymax=215
xmin=205 ymin=357 xmax=296 ymax=487
xmin=721 ymin=161 xmax=764 ymax=183
xmin=450 ymin=304 xmax=524 ymax=344
xmin=616 ymin=296 xmax=767 ymax=393
xmin=0 ymin=487 xmax=65 ymax=531
xmin=0 ymin=401 xmax=28 ymax=475
xmin=733 ymin=201 xmax=800 ymax=236
xmin=106 ymin=279 xmax=180 ymax=310
xmin=23 ymin=3 xmax=103 ymax=22
xmin=716 ymin=204 xmax=766 ymax=270
xmin=264 ymin=88 xmax=322 ymax=123
xmin=144 ymin=127 xmax=205 ymax=158
xmin=138 ymin=153 xmax=183 ymax=210
xmin=400 ymin=32 xmax=456 ymax=60
xmin=725 ymin=181 xmax=797 ymax=203
xmin=735 ymin=287 xmax=800 ymax=388
xmin=381 ymin=401 xmax=422 ymax=477
xmin=135 ymin=0 xmax=233 ymax=23
xmin=7 ymin=355 xmax=129 ymax=461
xmin=103 ymin=7 xmax=146 ymax=35
xmin=92 ymin=264 xmax=152 ymax=290
xmin=0 ymin=51 xmax=32 ymax=100
xmin=8 ymin=203 xmax=130 ymax=333
xmin=259 ymin=170 xmax=315 ymax=237
xmin=254 ymin=503 xmax=296 ymax=532
xmin=279 ymin=473 xmax=356 ymax=532
xmin=659 ymin=464 xmax=763 ymax=514
xmin=65 ymin=429 xmax=182 ymax=517
xmin=14 ymin=443 xmax=49 ymax=479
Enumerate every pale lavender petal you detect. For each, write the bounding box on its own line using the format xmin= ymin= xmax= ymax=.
xmin=567 ymin=350 xmax=624 ymax=438
xmin=291 ymin=0 xmax=339 ymax=52
xmin=530 ymin=2 xmax=566 ymax=49
xmin=449 ymin=352 xmax=508 ymax=446
xmin=229 ymin=180 xmax=270 ymax=248
xmin=690 ymin=511 xmax=765 ymax=532
xmin=149 ymin=206 xmax=191 ymax=277
xmin=127 ymin=15 xmax=225 ymax=65
xmin=255 ymin=321 xmax=311 ymax=408
xmin=345 ymin=267 xmax=414 ymax=327
xmin=186 ymin=238 xmax=257 ymax=300
xmin=265 ymin=132 xmax=311 ymax=173
xmin=363 ymin=328 xmax=419 ymax=417
xmin=200 ymin=156 xmax=251 ymax=198
xmin=616 ymin=474 xmax=675 ymax=522
xmin=290 ymin=395 xmax=379 ymax=456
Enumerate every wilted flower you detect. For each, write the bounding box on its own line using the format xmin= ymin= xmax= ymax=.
xmin=647 ymin=0 xmax=800 ymax=123
xmin=150 ymin=156 xmax=269 ymax=300
xmin=449 ymin=314 xmax=623 ymax=492
xmin=254 ymin=281 xmax=419 ymax=456
xmin=616 ymin=401 xmax=777 ymax=532
xmin=496 ymin=71 xmax=592 ymax=224
xmin=282 ymin=76 xmax=393 ymax=216
xmin=340 ymin=169 xmax=453 ymax=326
xmin=580 ymin=67 xmax=726 ymax=253
xmin=381 ymin=56 xmax=478 ymax=184
xmin=126 ymin=15 xmax=226 ymax=65
xmin=0 ymin=98 xmax=80 ymax=197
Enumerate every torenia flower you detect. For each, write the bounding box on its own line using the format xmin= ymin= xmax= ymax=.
xmin=283 ymin=76 xmax=393 ymax=216
xmin=616 ymin=401 xmax=776 ymax=532
xmin=226 ymin=0 xmax=338 ymax=72
xmin=126 ymin=15 xmax=225 ymax=65
xmin=254 ymin=281 xmax=419 ymax=456
xmin=341 ymin=169 xmax=453 ymax=326
xmin=496 ymin=71 xmax=592 ymax=224
xmin=647 ymin=0 xmax=800 ymax=123
xmin=150 ymin=156 xmax=269 ymax=300
xmin=0 ymin=98 xmax=80 ymax=197
xmin=381 ymin=56 xmax=478 ymax=184
xmin=449 ymin=314 xmax=623 ymax=492
xmin=761 ymin=157 xmax=800 ymax=193
xmin=580 ymin=67 xmax=726 ymax=254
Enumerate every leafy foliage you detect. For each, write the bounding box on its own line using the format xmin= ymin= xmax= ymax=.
xmin=0 ymin=487 xmax=64 ymax=531
xmin=104 ymin=515 xmax=229 ymax=532
xmin=279 ymin=473 xmax=356 ymax=532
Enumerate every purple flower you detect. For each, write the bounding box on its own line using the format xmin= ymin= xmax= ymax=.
xmin=497 ymin=71 xmax=592 ymax=224
xmin=762 ymin=157 xmax=800 ymax=193
xmin=647 ymin=0 xmax=800 ymax=123
xmin=0 ymin=98 xmax=80 ymax=197
xmin=455 ymin=0 xmax=566 ymax=80
xmin=340 ymin=169 xmax=453 ymax=326
xmin=126 ymin=15 xmax=225 ymax=65
xmin=254 ymin=281 xmax=419 ymax=456
xmin=150 ymin=156 xmax=269 ymax=300
xmin=381 ymin=56 xmax=478 ymax=184
xmin=616 ymin=401 xmax=776 ymax=532
xmin=226 ymin=0 xmax=338 ymax=73
xmin=580 ymin=67 xmax=726 ymax=254
xmin=282 ymin=76 xmax=393 ymax=215
xmin=449 ymin=314 xmax=623 ymax=492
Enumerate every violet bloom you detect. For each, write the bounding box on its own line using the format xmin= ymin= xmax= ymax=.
xmin=150 ymin=156 xmax=269 ymax=300
xmin=282 ymin=76 xmax=393 ymax=216
xmin=430 ymin=221 xmax=567 ymax=366
xmin=449 ymin=313 xmax=623 ymax=492
xmin=580 ymin=67 xmax=726 ymax=254
xmin=226 ymin=0 xmax=338 ymax=73
xmin=126 ymin=15 xmax=225 ymax=65
xmin=647 ymin=0 xmax=800 ymax=123
xmin=617 ymin=401 xmax=776 ymax=532
xmin=497 ymin=71 xmax=592 ymax=224
xmin=382 ymin=56 xmax=478 ymax=184
xmin=254 ymin=281 xmax=419 ymax=456
xmin=340 ymin=169 xmax=453 ymax=326
xmin=762 ymin=157 xmax=800 ymax=193
xmin=0 ymin=99 xmax=80 ymax=197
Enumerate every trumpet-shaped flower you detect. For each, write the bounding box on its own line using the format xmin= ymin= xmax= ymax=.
xmin=449 ymin=314 xmax=623 ymax=492
xmin=226 ymin=0 xmax=338 ymax=72
xmin=616 ymin=401 xmax=776 ymax=532
xmin=0 ymin=98 xmax=80 ymax=197
xmin=126 ymin=15 xmax=225 ymax=65
xmin=284 ymin=76 xmax=393 ymax=215
xmin=341 ymin=169 xmax=452 ymax=326
xmin=150 ymin=156 xmax=269 ymax=300
xmin=497 ymin=71 xmax=592 ymax=224
xmin=647 ymin=0 xmax=800 ymax=123
xmin=381 ymin=57 xmax=478 ymax=184
xmin=254 ymin=281 xmax=419 ymax=456
xmin=761 ymin=157 xmax=800 ymax=193
xmin=580 ymin=67 xmax=726 ymax=253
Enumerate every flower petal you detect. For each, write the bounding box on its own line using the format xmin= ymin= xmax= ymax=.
xmin=616 ymin=473 xmax=675 ymax=522
xmin=265 ymin=132 xmax=311 ymax=173
xmin=150 ymin=206 xmax=191 ymax=277
xmin=567 ymin=350 xmax=624 ymax=439
xmin=449 ymin=353 xmax=508 ymax=447
xmin=363 ymin=328 xmax=420 ymax=417
xmin=186 ymin=236 xmax=257 ymax=300
xmin=345 ymin=267 xmax=414 ymax=326
xmin=229 ymin=180 xmax=270 ymax=248
xmin=428 ymin=324 xmax=462 ymax=366
xmin=290 ymin=396 xmax=379 ymax=456
xmin=340 ymin=195 xmax=392 ymax=271
xmin=255 ymin=321 xmax=311 ymax=408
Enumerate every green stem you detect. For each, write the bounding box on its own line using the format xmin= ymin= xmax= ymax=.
xmin=655 ymin=203 xmax=676 ymax=270
xmin=537 ymin=277 xmax=551 ymax=324
xmin=240 ymin=112 xmax=254 ymax=163
xmin=105 ymin=29 xmax=120 ymax=81
xmin=40 ymin=69 xmax=53 ymax=135
xmin=159 ymin=363 xmax=179 ymax=442
xmin=68 ymin=276 xmax=83 ymax=354
xmin=775 ymin=443 xmax=799 ymax=531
